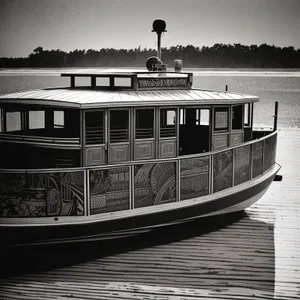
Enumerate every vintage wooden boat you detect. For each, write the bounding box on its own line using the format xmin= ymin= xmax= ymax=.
xmin=0 ymin=22 xmax=281 ymax=248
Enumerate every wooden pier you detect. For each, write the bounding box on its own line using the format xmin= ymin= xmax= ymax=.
xmin=0 ymin=128 xmax=299 ymax=300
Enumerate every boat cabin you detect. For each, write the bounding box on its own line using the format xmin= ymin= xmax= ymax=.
xmin=0 ymin=71 xmax=256 ymax=169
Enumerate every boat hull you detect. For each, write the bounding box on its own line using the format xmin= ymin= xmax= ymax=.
xmin=0 ymin=165 xmax=279 ymax=248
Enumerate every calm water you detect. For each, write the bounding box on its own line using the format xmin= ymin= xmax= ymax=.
xmin=0 ymin=69 xmax=299 ymax=128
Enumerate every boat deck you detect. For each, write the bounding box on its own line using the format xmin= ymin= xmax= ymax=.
xmin=0 ymin=128 xmax=299 ymax=299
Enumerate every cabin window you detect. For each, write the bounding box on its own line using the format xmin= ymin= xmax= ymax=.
xmin=115 ymin=77 xmax=131 ymax=87
xmin=29 ymin=110 xmax=45 ymax=129
xmin=85 ymin=111 xmax=104 ymax=145
xmin=6 ymin=111 xmax=21 ymax=132
xmin=214 ymin=107 xmax=229 ymax=132
xmin=54 ymin=110 xmax=64 ymax=128
xmin=135 ymin=109 xmax=154 ymax=139
xmin=110 ymin=110 xmax=129 ymax=142
xmin=181 ymin=108 xmax=210 ymax=126
xmin=96 ymin=77 xmax=109 ymax=87
xmin=244 ymin=103 xmax=251 ymax=127
xmin=199 ymin=109 xmax=210 ymax=125
xmin=74 ymin=77 xmax=90 ymax=87
xmin=160 ymin=109 xmax=176 ymax=137
xmin=232 ymin=105 xmax=243 ymax=130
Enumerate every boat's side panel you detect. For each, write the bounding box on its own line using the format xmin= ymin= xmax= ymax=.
xmin=0 ymin=166 xmax=278 ymax=247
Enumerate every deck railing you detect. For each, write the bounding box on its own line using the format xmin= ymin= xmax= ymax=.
xmin=0 ymin=131 xmax=277 ymax=218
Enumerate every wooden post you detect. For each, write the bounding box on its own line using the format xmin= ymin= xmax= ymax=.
xmin=45 ymin=109 xmax=54 ymax=130
xmin=273 ymin=101 xmax=278 ymax=132
xmin=91 ymin=76 xmax=96 ymax=89
xmin=109 ymin=76 xmax=114 ymax=89
xmin=157 ymin=32 xmax=162 ymax=60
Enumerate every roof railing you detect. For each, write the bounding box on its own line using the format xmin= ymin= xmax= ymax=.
xmin=61 ymin=70 xmax=193 ymax=90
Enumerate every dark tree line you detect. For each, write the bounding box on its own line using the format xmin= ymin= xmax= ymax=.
xmin=1 ymin=44 xmax=299 ymax=68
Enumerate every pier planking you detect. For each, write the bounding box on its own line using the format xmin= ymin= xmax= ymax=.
xmin=0 ymin=128 xmax=299 ymax=299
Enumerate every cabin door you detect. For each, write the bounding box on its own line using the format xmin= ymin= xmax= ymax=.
xmin=179 ymin=107 xmax=210 ymax=155
xmin=134 ymin=108 xmax=155 ymax=160
xmin=159 ymin=108 xmax=177 ymax=158
xmin=244 ymin=103 xmax=253 ymax=142
xmin=84 ymin=110 xmax=107 ymax=166
xmin=108 ymin=109 xmax=130 ymax=163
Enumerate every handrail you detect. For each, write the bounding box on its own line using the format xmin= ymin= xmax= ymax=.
xmin=0 ymin=130 xmax=278 ymax=174
xmin=0 ymin=132 xmax=80 ymax=144
xmin=0 ymin=131 xmax=278 ymax=219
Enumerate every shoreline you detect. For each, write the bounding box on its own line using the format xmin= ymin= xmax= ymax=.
xmin=0 ymin=68 xmax=300 ymax=77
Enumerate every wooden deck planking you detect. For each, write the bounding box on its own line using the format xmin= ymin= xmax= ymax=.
xmin=0 ymin=128 xmax=300 ymax=299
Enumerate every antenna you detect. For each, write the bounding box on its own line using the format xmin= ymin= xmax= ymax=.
xmin=152 ymin=19 xmax=167 ymax=60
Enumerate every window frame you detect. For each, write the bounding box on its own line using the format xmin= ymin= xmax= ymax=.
xmin=109 ymin=108 xmax=130 ymax=143
xmin=213 ymin=106 xmax=230 ymax=133
xmin=135 ymin=108 xmax=155 ymax=140
xmin=85 ymin=110 xmax=105 ymax=145
xmin=159 ymin=107 xmax=177 ymax=138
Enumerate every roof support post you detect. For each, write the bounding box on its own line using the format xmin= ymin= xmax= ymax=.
xmin=71 ymin=76 xmax=75 ymax=88
xmin=273 ymin=101 xmax=278 ymax=132
xmin=91 ymin=76 xmax=96 ymax=89
xmin=109 ymin=76 xmax=114 ymax=89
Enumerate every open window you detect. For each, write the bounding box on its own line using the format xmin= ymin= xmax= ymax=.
xmin=232 ymin=105 xmax=243 ymax=130
xmin=179 ymin=107 xmax=210 ymax=155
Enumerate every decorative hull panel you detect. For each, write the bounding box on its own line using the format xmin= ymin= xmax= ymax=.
xmin=0 ymin=165 xmax=279 ymax=247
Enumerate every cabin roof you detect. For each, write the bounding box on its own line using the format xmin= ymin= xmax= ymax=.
xmin=0 ymin=88 xmax=259 ymax=109
xmin=61 ymin=70 xmax=190 ymax=78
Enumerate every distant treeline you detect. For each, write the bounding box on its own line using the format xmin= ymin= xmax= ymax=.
xmin=1 ymin=44 xmax=300 ymax=68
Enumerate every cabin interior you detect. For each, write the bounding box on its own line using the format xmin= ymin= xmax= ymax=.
xmin=0 ymin=102 xmax=254 ymax=169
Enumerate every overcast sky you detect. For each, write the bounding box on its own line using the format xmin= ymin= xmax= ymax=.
xmin=0 ymin=0 xmax=299 ymax=58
